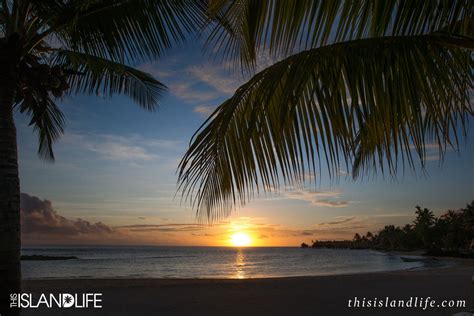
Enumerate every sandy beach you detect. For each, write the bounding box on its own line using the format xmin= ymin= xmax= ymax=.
xmin=21 ymin=260 xmax=474 ymax=316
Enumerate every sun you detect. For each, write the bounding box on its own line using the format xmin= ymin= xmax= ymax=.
xmin=230 ymin=232 xmax=252 ymax=247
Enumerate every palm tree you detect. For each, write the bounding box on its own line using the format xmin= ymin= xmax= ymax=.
xmin=413 ymin=206 xmax=436 ymax=248
xmin=366 ymin=231 xmax=374 ymax=243
xmin=0 ymin=0 xmax=207 ymax=313
xmin=178 ymin=1 xmax=473 ymax=221
xmin=378 ymin=225 xmax=404 ymax=250
xmin=353 ymin=233 xmax=362 ymax=242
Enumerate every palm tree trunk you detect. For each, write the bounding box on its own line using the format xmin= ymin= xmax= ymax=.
xmin=0 ymin=40 xmax=21 ymax=316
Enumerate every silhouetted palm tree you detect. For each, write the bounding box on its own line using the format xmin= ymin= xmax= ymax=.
xmin=413 ymin=206 xmax=436 ymax=248
xmin=366 ymin=232 xmax=374 ymax=242
xmin=353 ymin=233 xmax=362 ymax=242
xmin=0 ymin=0 xmax=207 ymax=313
xmin=178 ymin=1 xmax=473 ymax=221
xmin=378 ymin=225 xmax=405 ymax=250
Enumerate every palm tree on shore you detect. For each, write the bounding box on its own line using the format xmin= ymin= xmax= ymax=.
xmin=178 ymin=1 xmax=473 ymax=221
xmin=413 ymin=206 xmax=436 ymax=248
xmin=0 ymin=0 xmax=207 ymax=313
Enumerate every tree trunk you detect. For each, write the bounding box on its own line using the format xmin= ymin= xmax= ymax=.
xmin=0 ymin=38 xmax=21 ymax=316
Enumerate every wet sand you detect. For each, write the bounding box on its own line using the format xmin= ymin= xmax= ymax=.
xmin=21 ymin=263 xmax=474 ymax=316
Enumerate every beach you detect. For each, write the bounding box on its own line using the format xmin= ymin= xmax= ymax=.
xmin=22 ymin=261 xmax=474 ymax=316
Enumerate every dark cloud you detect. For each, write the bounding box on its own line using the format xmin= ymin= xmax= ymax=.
xmin=119 ymin=224 xmax=198 ymax=228
xmin=312 ymin=200 xmax=349 ymax=207
xmin=21 ymin=193 xmax=114 ymax=237
xmin=319 ymin=217 xmax=355 ymax=225
xmin=297 ymin=231 xmax=314 ymax=236
xmin=191 ymin=233 xmax=221 ymax=237
xmin=117 ymin=223 xmax=222 ymax=233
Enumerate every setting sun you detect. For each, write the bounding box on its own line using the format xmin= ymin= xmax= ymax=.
xmin=230 ymin=232 xmax=252 ymax=247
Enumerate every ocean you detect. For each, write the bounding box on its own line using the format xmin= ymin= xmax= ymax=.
xmin=22 ymin=246 xmax=442 ymax=279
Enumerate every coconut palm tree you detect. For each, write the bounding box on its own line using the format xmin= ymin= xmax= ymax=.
xmin=178 ymin=1 xmax=473 ymax=221
xmin=0 ymin=0 xmax=207 ymax=313
xmin=413 ymin=206 xmax=436 ymax=248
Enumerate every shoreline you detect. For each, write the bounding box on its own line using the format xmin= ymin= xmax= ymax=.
xmin=22 ymin=252 xmax=471 ymax=281
xmin=22 ymin=265 xmax=474 ymax=316
xmin=20 ymin=263 xmax=471 ymax=282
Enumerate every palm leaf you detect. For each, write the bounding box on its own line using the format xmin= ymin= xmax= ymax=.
xmin=178 ymin=34 xmax=473 ymax=221
xmin=52 ymin=49 xmax=166 ymax=110
xmin=28 ymin=0 xmax=208 ymax=62
xmin=22 ymin=96 xmax=65 ymax=160
xmin=206 ymin=0 xmax=473 ymax=72
xmin=5 ymin=0 xmax=209 ymax=162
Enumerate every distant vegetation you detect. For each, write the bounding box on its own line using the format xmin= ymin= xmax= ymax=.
xmin=302 ymin=202 xmax=474 ymax=258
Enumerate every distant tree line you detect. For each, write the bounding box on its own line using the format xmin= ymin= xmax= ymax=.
xmin=301 ymin=202 xmax=474 ymax=257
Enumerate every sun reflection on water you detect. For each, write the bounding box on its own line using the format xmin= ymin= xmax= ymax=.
xmin=234 ymin=249 xmax=246 ymax=279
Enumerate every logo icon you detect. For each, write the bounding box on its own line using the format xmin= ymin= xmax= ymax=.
xmin=62 ymin=294 xmax=74 ymax=308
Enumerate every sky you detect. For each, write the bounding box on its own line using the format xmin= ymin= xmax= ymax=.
xmin=15 ymin=38 xmax=474 ymax=247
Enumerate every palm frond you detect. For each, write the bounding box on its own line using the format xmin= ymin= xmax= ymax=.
xmin=22 ymin=96 xmax=65 ymax=160
xmin=178 ymin=34 xmax=473 ymax=221
xmin=52 ymin=49 xmax=166 ymax=110
xmin=206 ymin=0 xmax=473 ymax=72
xmin=29 ymin=0 xmax=208 ymax=62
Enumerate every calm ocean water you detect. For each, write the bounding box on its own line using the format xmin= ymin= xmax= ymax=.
xmin=22 ymin=247 xmax=440 ymax=279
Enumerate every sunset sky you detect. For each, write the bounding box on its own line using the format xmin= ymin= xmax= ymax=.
xmin=16 ymin=38 xmax=474 ymax=247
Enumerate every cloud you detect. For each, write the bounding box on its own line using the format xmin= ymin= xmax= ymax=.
xmin=138 ymin=49 xmax=279 ymax=118
xmin=425 ymin=153 xmax=442 ymax=162
xmin=336 ymin=169 xmax=348 ymax=176
xmin=139 ymin=57 xmax=269 ymax=109
xmin=297 ymin=231 xmax=314 ymax=236
xmin=188 ymin=64 xmax=240 ymax=95
xmin=139 ymin=62 xmax=222 ymax=103
xmin=116 ymin=223 xmax=205 ymax=232
xmin=319 ymin=217 xmax=355 ymax=225
xmin=138 ymin=63 xmax=174 ymax=79
xmin=408 ymin=142 xmax=455 ymax=162
xmin=62 ymin=133 xmax=181 ymax=163
xmin=224 ymin=217 xmax=369 ymax=242
xmin=282 ymin=188 xmax=350 ymax=208
xmin=117 ymin=222 xmax=228 ymax=233
xmin=18 ymin=193 xmax=376 ymax=246
xmin=87 ymin=137 xmax=156 ymax=162
xmin=21 ymin=193 xmax=114 ymax=238
xmin=191 ymin=233 xmax=221 ymax=237
xmin=19 ymin=193 xmax=220 ymax=245
xmin=311 ymin=200 xmax=349 ymax=207
xmin=193 ymin=105 xmax=215 ymax=115
xmin=169 ymin=81 xmax=219 ymax=103
xmin=185 ymin=51 xmax=277 ymax=97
